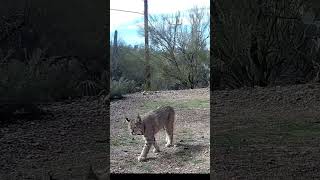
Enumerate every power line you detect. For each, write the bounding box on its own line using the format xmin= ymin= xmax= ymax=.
xmin=110 ymin=7 xmax=209 ymax=16
xmin=110 ymin=8 xmax=143 ymax=15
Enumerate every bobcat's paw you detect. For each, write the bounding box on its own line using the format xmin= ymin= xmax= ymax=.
xmin=165 ymin=143 xmax=173 ymax=147
xmin=138 ymin=156 xmax=147 ymax=162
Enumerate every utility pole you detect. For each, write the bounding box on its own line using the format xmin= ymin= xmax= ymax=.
xmin=144 ymin=0 xmax=151 ymax=91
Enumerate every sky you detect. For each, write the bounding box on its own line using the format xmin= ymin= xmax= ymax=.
xmin=110 ymin=0 xmax=210 ymax=46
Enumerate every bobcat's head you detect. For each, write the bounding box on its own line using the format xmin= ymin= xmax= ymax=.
xmin=126 ymin=114 xmax=144 ymax=135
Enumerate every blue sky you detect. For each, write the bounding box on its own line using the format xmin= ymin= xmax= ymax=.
xmin=110 ymin=0 xmax=210 ymax=46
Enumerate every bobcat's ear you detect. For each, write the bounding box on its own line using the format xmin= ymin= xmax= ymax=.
xmin=125 ymin=117 xmax=130 ymax=122
xmin=137 ymin=114 xmax=141 ymax=121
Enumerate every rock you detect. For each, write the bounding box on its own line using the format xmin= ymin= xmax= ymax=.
xmin=142 ymin=91 xmax=149 ymax=95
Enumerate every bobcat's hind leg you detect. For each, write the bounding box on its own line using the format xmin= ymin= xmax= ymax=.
xmin=152 ymin=137 xmax=161 ymax=153
xmin=165 ymin=111 xmax=175 ymax=147
xmin=164 ymin=124 xmax=174 ymax=147
xmin=165 ymin=132 xmax=173 ymax=147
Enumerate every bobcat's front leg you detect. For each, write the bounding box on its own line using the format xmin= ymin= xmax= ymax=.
xmin=138 ymin=137 xmax=154 ymax=162
xmin=138 ymin=143 xmax=151 ymax=162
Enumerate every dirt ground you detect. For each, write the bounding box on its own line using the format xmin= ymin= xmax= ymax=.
xmin=110 ymin=88 xmax=210 ymax=174
xmin=0 ymin=97 xmax=109 ymax=180
xmin=212 ymin=83 xmax=320 ymax=179
xmin=3 ymin=82 xmax=318 ymax=178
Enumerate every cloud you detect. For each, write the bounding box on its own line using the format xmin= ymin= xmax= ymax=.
xmin=110 ymin=13 xmax=142 ymax=32
xmin=126 ymin=21 xmax=144 ymax=30
xmin=110 ymin=0 xmax=143 ymax=31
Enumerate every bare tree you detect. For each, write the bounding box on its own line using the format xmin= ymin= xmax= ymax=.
xmin=147 ymin=7 xmax=209 ymax=89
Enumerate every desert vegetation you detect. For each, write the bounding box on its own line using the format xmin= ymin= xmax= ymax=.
xmin=0 ymin=0 xmax=108 ymax=123
xmin=212 ymin=0 xmax=320 ymax=90
xmin=212 ymin=0 xmax=320 ymax=178
xmin=110 ymin=7 xmax=210 ymax=99
xmin=0 ymin=1 xmax=108 ymax=179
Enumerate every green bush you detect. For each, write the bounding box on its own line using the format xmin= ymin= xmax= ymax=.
xmin=0 ymin=52 xmax=51 ymax=103
xmin=111 ymin=77 xmax=137 ymax=99
xmin=0 ymin=48 xmax=92 ymax=104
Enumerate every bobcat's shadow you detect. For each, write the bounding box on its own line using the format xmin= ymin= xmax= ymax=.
xmin=159 ymin=142 xmax=208 ymax=161
xmin=143 ymin=157 xmax=157 ymax=162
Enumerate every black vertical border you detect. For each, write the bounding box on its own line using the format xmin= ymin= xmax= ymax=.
xmin=106 ymin=0 xmax=111 ymax=177
xmin=209 ymin=0 xmax=216 ymax=179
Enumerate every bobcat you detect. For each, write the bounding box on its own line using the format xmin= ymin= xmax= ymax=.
xmin=126 ymin=106 xmax=175 ymax=162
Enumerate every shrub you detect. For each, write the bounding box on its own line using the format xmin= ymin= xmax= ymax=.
xmin=110 ymin=77 xmax=136 ymax=99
